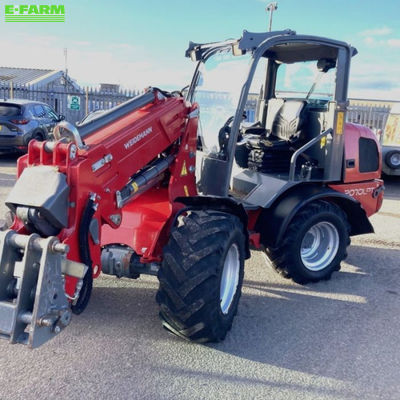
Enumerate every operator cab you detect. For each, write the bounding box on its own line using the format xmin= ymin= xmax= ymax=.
xmin=186 ymin=30 xmax=356 ymax=207
xmin=236 ymin=56 xmax=336 ymax=173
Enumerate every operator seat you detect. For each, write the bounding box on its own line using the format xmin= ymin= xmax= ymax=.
xmin=235 ymin=98 xmax=307 ymax=173
xmin=265 ymin=98 xmax=307 ymax=145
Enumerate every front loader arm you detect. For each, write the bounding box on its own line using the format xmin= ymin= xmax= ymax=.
xmin=0 ymin=89 xmax=197 ymax=347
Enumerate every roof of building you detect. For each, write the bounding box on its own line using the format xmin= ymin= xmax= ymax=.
xmin=0 ymin=67 xmax=81 ymax=90
xmin=0 ymin=67 xmax=61 ymax=85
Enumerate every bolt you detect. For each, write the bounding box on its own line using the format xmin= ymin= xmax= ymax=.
xmin=52 ymin=242 xmax=69 ymax=254
xmin=54 ymin=326 xmax=61 ymax=334
xmin=110 ymin=214 xmax=121 ymax=225
xmin=59 ymin=310 xmax=72 ymax=327
xmin=38 ymin=317 xmax=54 ymax=327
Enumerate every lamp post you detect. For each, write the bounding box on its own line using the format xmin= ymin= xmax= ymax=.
xmin=64 ymin=47 xmax=68 ymax=77
xmin=266 ymin=2 xmax=278 ymax=32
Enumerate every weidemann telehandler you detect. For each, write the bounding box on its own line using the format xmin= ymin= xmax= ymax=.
xmin=0 ymin=30 xmax=384 ymax=348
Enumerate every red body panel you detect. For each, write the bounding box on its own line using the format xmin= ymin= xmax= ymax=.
xmin=102 ymin=103 xmax=199 ymax=262
xmin=330 ymin=123 xmax=384 ymax=216
xmin=329 ymin=180 xmax=384 ymax=217
xmin=101 ymin=187 xmax=172 ymax=261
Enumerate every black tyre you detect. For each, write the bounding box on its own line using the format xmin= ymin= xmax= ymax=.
xmin=385 ymin=150 xmax=400 ymax=170
xmin=156 ymin=210 xmax=245 ymax=342
xmin=30 ymin=130 xmax=45 ymax=143
xmin=265 ymin=200 xmax=350 ymax=284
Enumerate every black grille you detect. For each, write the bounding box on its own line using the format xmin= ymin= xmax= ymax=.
xmin=359 ymin=138 xmax=379 ymax=173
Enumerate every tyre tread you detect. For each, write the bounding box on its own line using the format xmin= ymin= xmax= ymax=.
xmin=157 ymin=210 xmax=245 ymax=342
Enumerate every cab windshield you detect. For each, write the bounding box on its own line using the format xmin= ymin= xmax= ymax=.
xmin=193 ymin=49 xmax=252 ymax=154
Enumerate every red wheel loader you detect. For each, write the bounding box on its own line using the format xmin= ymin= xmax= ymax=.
xmin=0 ymin=30 xmax=384 ymax=347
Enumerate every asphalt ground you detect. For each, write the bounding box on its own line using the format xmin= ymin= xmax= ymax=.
xmin=0 ymin=153 xmax=399 ymax=400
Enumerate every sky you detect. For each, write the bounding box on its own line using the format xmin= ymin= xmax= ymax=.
xmin=0 ymin=0 xmax=399 ymax=100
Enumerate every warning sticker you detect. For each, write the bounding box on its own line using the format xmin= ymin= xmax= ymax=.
xmin=180 ymin=161 xmax=188 ymax=176
xmin=336 ymin=112 xmax=344 ymax=135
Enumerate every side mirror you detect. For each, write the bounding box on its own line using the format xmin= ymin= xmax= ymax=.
xmin=317 ymin=58 xmax=336 ymax=73
xmin=58 ymin=115 xmax=66 ymax=122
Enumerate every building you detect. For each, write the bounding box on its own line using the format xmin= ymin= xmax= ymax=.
xmin=99 ymin=83 xmax=120 ymax=94
xmin=0 ymin=67 xmax=81 ymax=115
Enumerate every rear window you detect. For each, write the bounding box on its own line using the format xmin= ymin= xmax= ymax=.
xmin=0 ymin=104 xmax=21 ymax=117
xmin=275 ymin=60 xmax=336 ymax=101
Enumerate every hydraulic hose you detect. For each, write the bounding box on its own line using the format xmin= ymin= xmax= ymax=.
xmin=71 ymin=196 xmax=96 ymax=314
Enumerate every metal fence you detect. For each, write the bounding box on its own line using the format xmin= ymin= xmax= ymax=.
xmin=244 ymin=94 xmax=394 ymax=131
xmin=347 ymin=102 xmax=392 ymax=131
xmin=0 ymin=82 xmax=139 ymax=123
xmin=0 ymin=82 xmax=395 ymax=131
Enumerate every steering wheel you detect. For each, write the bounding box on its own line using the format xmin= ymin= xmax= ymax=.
xmin=218 ymin=112 xmax=247 ymax=156
xmin=218 ymin=116 xmax=235 ymax=153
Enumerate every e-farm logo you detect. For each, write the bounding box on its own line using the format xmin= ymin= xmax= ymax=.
xmin=4 ymin=4 xmax=65 ymax=22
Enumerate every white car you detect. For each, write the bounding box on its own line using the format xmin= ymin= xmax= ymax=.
xmin=381 ymin=103 xmax=400 ymax=176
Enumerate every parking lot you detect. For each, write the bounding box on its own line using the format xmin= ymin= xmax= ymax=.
xmin=0 ymin=154 xmax=399 ymax=400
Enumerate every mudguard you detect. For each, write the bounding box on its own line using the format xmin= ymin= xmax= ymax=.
xmin=256 ymin=184 xmax=374 ymax=249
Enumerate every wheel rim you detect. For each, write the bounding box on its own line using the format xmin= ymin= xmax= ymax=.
xmin=220 ymin=243 xmax=240 ymax=315
xmin=300 ymin=221 xmax=339 ymax=271
xmin=389 ymin=152 xmax=400 ymax=167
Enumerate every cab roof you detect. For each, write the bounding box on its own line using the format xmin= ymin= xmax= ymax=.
xmin=186 ymin=30 xmax=357 ymax=62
